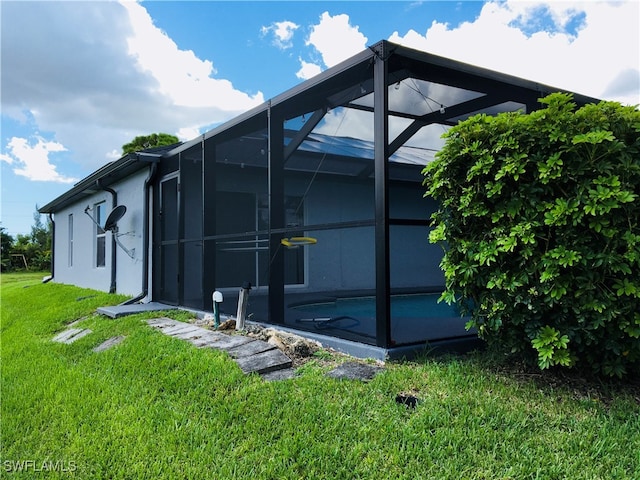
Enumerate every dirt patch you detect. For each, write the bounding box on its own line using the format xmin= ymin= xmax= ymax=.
xmin=194 ymin=315 xmax=349 ymax=368
xmin=490 ymin=357 xmax=640 ymax=407
xmin=326 ymin=361 xmax=384 ymax=381
xmin=244 ymin=324 xmax=323 ymax=367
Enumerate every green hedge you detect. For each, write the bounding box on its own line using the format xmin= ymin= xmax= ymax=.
xmin=424 ymin=93 xmax=640 ymax=377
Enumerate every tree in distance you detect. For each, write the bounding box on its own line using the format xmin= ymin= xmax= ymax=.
xmin=122 ymin=133 xmax=179 ymax=154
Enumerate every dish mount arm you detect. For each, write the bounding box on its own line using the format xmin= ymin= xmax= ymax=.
xmin=84 ymin=205 xmax=135 ymax=259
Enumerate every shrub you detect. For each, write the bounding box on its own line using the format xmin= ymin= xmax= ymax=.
xmin=424 ymin=93 xmax=640 ymax=377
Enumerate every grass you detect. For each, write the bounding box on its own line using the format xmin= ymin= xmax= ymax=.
xmin=1 ymin=272 xmax=639 ymax=479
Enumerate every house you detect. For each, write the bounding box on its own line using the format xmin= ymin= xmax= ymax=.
xmin=39 ymin=40 xmax=597 ymax=359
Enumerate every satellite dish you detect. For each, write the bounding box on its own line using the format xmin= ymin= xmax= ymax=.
xmin=103 ymin=205 xmax=127 ymax=232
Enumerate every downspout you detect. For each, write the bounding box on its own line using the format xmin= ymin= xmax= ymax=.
xmin=121 ymin=160 xmax=159 ymax=305
xmin=43 ymin=213 xmax=55 ymax=283
xmin=97 ymin=180 xmax=117 ymax=294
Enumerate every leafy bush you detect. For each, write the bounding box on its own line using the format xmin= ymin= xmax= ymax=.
xmin=30 ymin=249 xmax=52 ymax=271
xmin=424 ymin=93 xmax=640 ymax=377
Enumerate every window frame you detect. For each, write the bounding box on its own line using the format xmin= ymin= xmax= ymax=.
xmin=68 ymin=214 xmax=73 ymax=267
xmin=95 ymin=202 xmax=106 ymax=268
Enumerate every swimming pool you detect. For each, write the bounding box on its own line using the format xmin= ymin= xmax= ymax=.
xmin=291 ymin=293 xmax=460 ymax=319
xmin=289 ymin=293 xmax=469 ymax=345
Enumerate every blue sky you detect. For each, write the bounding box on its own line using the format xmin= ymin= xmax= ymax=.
xmin=1 ymin=0 xmax=638 ymax=237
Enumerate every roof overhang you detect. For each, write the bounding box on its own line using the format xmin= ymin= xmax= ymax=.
xmin=38 ymin=153 xmax=158 ymax=214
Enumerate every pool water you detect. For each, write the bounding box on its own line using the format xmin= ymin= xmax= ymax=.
xmin=292 ymin=293 xmax=460 ymax=319
xmin=289 ymin=293 xmax=472 ymax=346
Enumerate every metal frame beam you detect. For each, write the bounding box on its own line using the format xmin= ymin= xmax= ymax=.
xmin=388 ymin=94 xmax=513 ymax=156
xmin=373 ymin=43 xmax=391 ymax=349
xmin=283 ymin=108 xmax=327 ymax=161
xmin=268 ymin=102 xmax=286 ymax=324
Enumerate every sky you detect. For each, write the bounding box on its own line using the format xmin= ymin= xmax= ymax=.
xmin=1 ymin=0 xmax=638 ymax=237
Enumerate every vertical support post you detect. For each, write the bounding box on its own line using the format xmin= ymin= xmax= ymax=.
xmin=177 ymin=152 xmax=184 ymax=306
xmin=236 ymin=282 xmax=251 ymax=330
xmin=203 ymin=137 xmax=217 ymax=308
xmin=268 ymin=102 xmax=286 ymax=324
xmin=373 ymin=42 xmax=391 ymax=348
xmin=199 ymin=136 xmax=206 ymax=310
xmin=526 ymin=97 xmax=540 ymax=115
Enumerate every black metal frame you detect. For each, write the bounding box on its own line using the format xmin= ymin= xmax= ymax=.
xmin=39 ymin=40 xmax=599 ymax=351
xmin=129 ymin=40 xmax=598 ymax=349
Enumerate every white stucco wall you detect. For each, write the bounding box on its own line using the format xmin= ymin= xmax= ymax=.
xmin=52 ymin=168 xmax=149 ymax=297
xmin=113 ymin=170 xmax=149 ymax=296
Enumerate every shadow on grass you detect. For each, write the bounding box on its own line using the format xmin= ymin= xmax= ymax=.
xmin=404 ymin=344 xmax=640 ymax=408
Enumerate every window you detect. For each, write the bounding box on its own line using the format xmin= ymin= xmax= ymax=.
xmin=68 ymin=214 xmax=73 ymax=267
xmin=215 ymin=193 xmax=305 ymax=287
xmin=95 ymin=203 xmax=106 ymax=268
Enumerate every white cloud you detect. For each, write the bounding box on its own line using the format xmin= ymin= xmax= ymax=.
xmin=106 ymin=149 xmax=122 ymax=161
xmin=303 ymin=2 xmax=638 ymax=150
xmin=296 ymin=58 xmax=323 ymax=80
xmin=0 ymin=1 xmax=265 ymax=174
xmin=389 ymin=1 xmax=640 ymax=106
xmin=294 ymin=11 xmax=368 ymax=85
xmin=177 ymin=127 xmax=202 ymax=141
xmin=122 ymin=2 xmax=263 ymax=110
xmin=261 ymin=20 xmax=299 ymax=49
xmin=306 ymin=12 xmax=368 ymax=68
xmin=2 ymin=137 xmax=78 ymax=184
xmin=315 ymin=107 xmax=373 ymax=142
xmin=603 ymin=68 xmax=640 ymax=101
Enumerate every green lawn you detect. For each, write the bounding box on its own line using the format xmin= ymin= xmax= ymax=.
xmin=1 ymin=273 xmax=639 ymax=479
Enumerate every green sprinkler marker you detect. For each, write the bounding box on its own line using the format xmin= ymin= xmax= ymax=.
xmin=212 ymin=291 xmax=223 ymax=328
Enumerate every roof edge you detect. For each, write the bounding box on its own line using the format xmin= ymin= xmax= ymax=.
xmin=39 ymin=154 xmax=145 ymax=213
